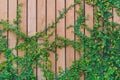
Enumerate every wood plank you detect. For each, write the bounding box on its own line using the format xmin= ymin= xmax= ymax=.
xmin=113 ymin=9 xmax=120 ymax=39
xmin=75 ymin=0 xmax=85 ymax=61
xmin=0 ymin=0 xmax=7 ymax=20
xmin=85 ymin=3 xmax=93 ymax=37
xmin=84 ymin=1 xmax=94 ymax=80
xmin=47 ymin=0 xmax=56 ymax=75
xmin=75 ymin=0 xmax=85 ymax=80
xmin=17 ymin=0 xmax=27 ymax=58
xmin=28 ymin=0 xmax=37 ymax=78
xmin=75 ymin=1 xmax=80 ymax=60
xmin=8 ymin=0 xmax=17 ymax=66
xmin=18 ymin=0 xmax=27 ymax=35
xmin=113 ymin=9 xmax=120 ymax=23
xmin=56 ymin=0 xmax=65 ymax=73
xmin=28 ymin=0 xmax=36 ymax=36
xmin=0 ymin=0 xmax=7 ymax=63
xmin=66 ymin=0 xmax=74 ymax=68
xmin=37 ymin=0 xmax=46 ymax=79
xmin=17 ymin=0 xmax=27 ymax=74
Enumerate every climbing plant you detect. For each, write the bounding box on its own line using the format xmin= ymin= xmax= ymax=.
xmin=56 ymin=0 xmax=120 ymax=80
xmin=0 ymin=0 xmax=120 ymax=80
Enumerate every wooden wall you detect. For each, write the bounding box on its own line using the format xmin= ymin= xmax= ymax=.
xmin=0 ymin=0 xmax=119 ymax=80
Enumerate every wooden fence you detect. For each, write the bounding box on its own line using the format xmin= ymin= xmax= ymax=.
xmin=0 ymin=0 xmax=120 ymax=80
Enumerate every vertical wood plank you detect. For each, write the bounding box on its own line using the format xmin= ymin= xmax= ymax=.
xmin=47 ymin=0 xmax=55 ymax=74
xmin=0 ymin=0 xmax=7 ymax=20
xmin=28 ymin=0 xmax=37 ymax=77
xmin=28 ymin=0 xmax=36 ymax=36
xmin=66 ymin=0 xmax=74 ymax=68
xmin=56 ymin=0 xmax=65 ymax=73
xmin=75 ymin=0 xmax=85 ymax=80
xmin=8 ymin=0 xmax=17 ymax=62
xmin=37 ymin=0 xmax=46 ymax=79
xmin=113 ymin=9 xmax=120 ymax=24
xmin=75 ymin=1 xmax=80 ymax=60
xmin=37 ymin=0 xmax=46 ymax=32
xmin=18 ymin=0 xmax=27 ymax=35
xmin=17 ymin=0 xmax=27 ymax=58
xmin=0 ymin=0 xmax=7 ymax=63
xmin=17 ymin=0 xmax=27 ymax=74
xmin=84 ymin=1 xmax=93 ymax=80
xmin=75 ymin=0 xmax=85 ymax=61
xmin=85 ymin=3 xmax=93 ymax=37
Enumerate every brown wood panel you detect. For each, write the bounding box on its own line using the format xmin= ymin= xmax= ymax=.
xmin=85 ymin=3 xmax=93 ymax=36
xmin=28 ymin=0 xmax=37 ymax=77
xmin=56 ymin=0 xmax=66 ymax=73
xmin=84 ymin=1 xmax=94 ymax=80
xmin=8 ymin=0 xmax=17 ymax=68
xmin=113 ymin=9 xmax=120 ymax=23
xmin=0 ymin=0 xmax=7 ymax=20
xmin=18 ymin=0 xmax=27 ymax=35
xmin=66 ymin=0 xmax=74 ymax=68
xmin=37 ymin=0 xmax=46 ymax=80
xmin=47 ymin=0 xmax=56 ymax=75
xmin=75 ymin=0 xmax=85 ymax=80
xmin=17 ymin=0 xmax=27 ymax=74
xmin=75 ymin=1 xmax=80 ymax=60
xmin=0 ymin=0 xmax=7 ymax=63
xmin=75 ymin=0 xmax=85 ymax=61
xmin=113 ymin=9 xmax=120 ymax=40
xmin=18 ymin=0 xmax=27 ymax=59
xmin=28 ymin=0 xmax=36 ymax=36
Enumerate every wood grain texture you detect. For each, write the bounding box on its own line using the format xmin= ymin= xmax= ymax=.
xmin=85 ymin=3 xmax=93 ymax=36
xmin=74 ymin=1 xmax=85 ymax=80
xmin=28 ymin=0 xmax=36 ymax=36
xmin=56 ymin=0 xmax=65 ymax=73
xmin=18 ymin=0 xmax=27 ymax=34
xmin=75 ymin=2 xmax=80 ymax=60
xmin=47 ymin=0 xmax=56 ymax=75
xmin=18 ymin=0 xmax=27 ymax=58
xmin=37 ymin=0 xmax=46 ymax=80
xmin=28 ymin=0 xmax=37 ymax=77
xmin=8 ymin=0 xmax=17 ymax=61
xmin=113 ymin=9 xmax=120 ymax=23
xmin=66 ymin=0 xmax=74 ymax=68
xmin=0 ymin=0 xmax=7 ymax=20
xmin=84 ymin=1 xmax=94 ymax=80
xmin=17 ymin=0 xmax=27 ymax=74
xmin=0 ymin=0 xmax=7 ymax=63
